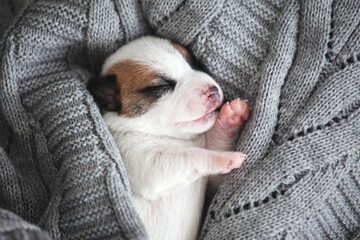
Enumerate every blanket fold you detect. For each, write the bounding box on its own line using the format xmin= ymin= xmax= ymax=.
xmin=0 ymin=0 xmax=359 ymax=239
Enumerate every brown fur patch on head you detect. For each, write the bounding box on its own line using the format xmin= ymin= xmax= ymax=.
xmin=105 ymin=60 xmax=159 ymax=117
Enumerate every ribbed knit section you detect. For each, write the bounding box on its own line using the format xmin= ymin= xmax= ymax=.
xmin=142 ymin=0 xmax=185 ymax=25
xmin=285 ymin=169 xmax=360 ymax=240
xmin=145 ymin=0 xmax=286 ymax=101
xmin=0 ymin=0 xmax=148 ymax=239
xmin=200 ymin=111 xmax=359 ymax=239
xmin=143 ymin=0 xmax=225 ymax=46
xmin=325 ymin=0 xmax=360 ymax=63
xmin=21 ymin=72 xmax=144 ymax=239
xmin=197 ymin=0 xmax=360 ymax=238
xmin=274 ymin=0 xmax=332 ymax=137
xmin=199 ymin=0 xmax=299 ymax=208
xmin=87 ymin=0 xmax=150 ymax=74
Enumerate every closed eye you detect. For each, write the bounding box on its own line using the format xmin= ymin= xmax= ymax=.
xmin=157 ymin=74 xmax=177 ymax=88
xmin=139 ymin=75 xmax=176 ymax=99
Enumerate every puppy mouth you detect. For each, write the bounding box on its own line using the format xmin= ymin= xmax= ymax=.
xmin=177 ymin=107 xmax=218 ymax=126
xmin=191 ymin=109 xmax=218 ymax=123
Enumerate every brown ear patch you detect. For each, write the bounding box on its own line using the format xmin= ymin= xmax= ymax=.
xmin=171 ymin=42 xmax=200 ymax=70
xmin=171 ymin=42 xmax=192 ymax=63
xmin=104 ymin=60 xmax=160 ymax=117
xmin=171 ymin=42 xmax=190 ymax=59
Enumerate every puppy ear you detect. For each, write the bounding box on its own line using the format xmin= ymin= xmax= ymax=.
xmin=87 ymin=75 xmax=121 ymax=111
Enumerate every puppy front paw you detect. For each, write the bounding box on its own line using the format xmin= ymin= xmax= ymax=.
xmin=213 ymin=152 xmax=246 ymax=174
xmin=216 ymin=98 xmax=250 ymax=129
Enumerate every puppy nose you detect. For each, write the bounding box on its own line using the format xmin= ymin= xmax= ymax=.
xmin=206 ymin=86 xmax=219 ymax=102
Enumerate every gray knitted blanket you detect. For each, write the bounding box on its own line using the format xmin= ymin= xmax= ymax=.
xmin=0 ymin=0 xmax=359 ymax=239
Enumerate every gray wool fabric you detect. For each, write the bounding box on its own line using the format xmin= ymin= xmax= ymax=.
xmin=0 ymin=0 xmax=359 ymax=239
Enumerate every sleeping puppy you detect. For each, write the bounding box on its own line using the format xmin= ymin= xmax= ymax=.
xmin=88 ymin=36 xmax=250 ymax=240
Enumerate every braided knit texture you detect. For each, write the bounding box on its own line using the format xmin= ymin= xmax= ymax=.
xmin=0 ymin=0 xmax=359 ymax=239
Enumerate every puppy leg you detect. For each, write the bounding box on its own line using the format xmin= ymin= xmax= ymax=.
xmin=206 ymin=98 xmax=250 ymax=191
xmin=129 ymin=147 xmax=246 ymax=200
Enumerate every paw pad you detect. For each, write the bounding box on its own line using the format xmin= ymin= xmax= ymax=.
xmin=216 ymin=98 xmax=251 ymax=128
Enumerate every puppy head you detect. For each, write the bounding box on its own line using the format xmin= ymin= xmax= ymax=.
xmin=88 ymin=36 xmax=223 ymax=138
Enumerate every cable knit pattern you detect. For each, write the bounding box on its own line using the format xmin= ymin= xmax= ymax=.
xmin=0 ymin=0 xmax=359 ymax=239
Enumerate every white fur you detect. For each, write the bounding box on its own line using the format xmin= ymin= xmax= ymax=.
xmin=102 ymin=36 xmax=244 ymax=240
